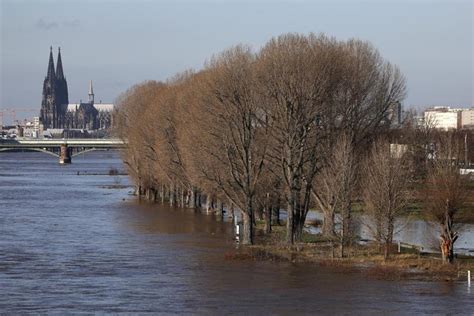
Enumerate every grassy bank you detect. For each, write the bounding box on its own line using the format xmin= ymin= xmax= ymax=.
xmin=403 ymin=199 xmax=474 ymax=224
xmin=411 ymin=179 xmax=474 ymax=224
xmin=227 ymin=224 xmax=474 ymax=282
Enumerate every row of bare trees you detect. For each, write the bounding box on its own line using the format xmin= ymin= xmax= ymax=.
xmin=114 ymin=33 xmax=470 ymax=263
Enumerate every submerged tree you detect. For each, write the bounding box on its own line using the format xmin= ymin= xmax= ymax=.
xmin=114 ymin=81 xmax=166 ymax=197
xmin=257 ymin=34 xmax=339 ymax=244
xmin=114 ymin=32 xmax=407 ymax=248
xmin=184 ymin=46 xmax=268 ymax=245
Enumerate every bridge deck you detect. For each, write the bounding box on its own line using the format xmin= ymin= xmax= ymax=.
xmin=0 ymin=138 xmax=126 ymax=148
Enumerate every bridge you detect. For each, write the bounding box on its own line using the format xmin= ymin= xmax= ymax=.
xmin=0 ymin=138 xmax=126 ymax=164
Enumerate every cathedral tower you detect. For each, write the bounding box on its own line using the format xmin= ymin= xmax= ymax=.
xmin=39 ymin=47 xmax=69 ymax=129
xmin=40 ymin=46 xmax=57 ymax=128
xmin=56 ymin=47 xmax=69 ymax=110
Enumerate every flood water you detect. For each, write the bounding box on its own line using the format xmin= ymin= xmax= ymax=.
xmin=0 ymin=151 xmax=472 ymax=314
xmin=304 ymin=212 xmax=474 ymax=255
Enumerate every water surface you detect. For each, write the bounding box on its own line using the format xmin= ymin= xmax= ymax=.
xmin=0 ymin=152 xmax=472 ymax=314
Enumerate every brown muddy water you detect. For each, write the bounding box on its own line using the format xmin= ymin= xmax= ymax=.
xmin=0 ymin=151 xmax=472 ymax=314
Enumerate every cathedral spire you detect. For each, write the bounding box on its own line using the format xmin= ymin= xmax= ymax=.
xmin=88 ymin=80 xmax=94 ymax=103
xmin=46 ymin=46 xmax=56 ymax=80
xmin=56 ymin=47 xmax=65 ymax=79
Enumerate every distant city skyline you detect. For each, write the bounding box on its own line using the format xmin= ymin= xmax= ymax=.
xmin=1 ymin=0 xmax=473 ymax=122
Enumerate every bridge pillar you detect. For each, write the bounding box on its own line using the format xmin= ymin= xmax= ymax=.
xmin=59 ymin=144 xmax=71 ymax=164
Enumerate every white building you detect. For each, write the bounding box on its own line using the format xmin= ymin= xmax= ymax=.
xmin=460 ymin=108 xmax=474 ymax=129
xmin=32 ymin=116 xmax=41 ymax=137
xmin=424 ymin=107 xmax=460 ymax=130
xmin=390 ymin=143 xmax=408 ymax=158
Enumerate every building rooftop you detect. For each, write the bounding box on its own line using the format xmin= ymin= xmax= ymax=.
xmin=65 ymin=103 xmax=114 ymax=112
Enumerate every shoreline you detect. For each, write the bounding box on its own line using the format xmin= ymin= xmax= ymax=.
xmin=111 ymin=187 xmax=474 ymax=282
xmin=226 ymin=225 xmax=474 ymax=283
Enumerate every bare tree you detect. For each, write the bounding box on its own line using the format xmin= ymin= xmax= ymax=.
xmin=114 ymin=32 xmax=407 ymax=250
xmin=313 ymin=133 xmax=357 ymax=256
xmin=309 ymin=37 xmax=407 ymax=243
xmin=362 ymin=139 xmax=412 ymax=260
xmin=181 ymin=46 xmax=268 ymax=244
xmin=421 ymin=133 xmax=469 ymax=264
xmin=257 ymin=33 xmax=337 ymax=244
xmin=254 ymin=170 xmax=283 ymax=234
xmin=114 ymin=81 xmax=166 ymax=198
xmin=401 ymin=113 xmax=438 ymax=179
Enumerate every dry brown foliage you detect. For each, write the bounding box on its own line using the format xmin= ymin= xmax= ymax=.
xmin=114 ymin=32 xmax=407 ymax=246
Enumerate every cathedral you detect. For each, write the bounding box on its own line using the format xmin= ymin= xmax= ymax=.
xmin=40 ymin=47 xmax=114 ymax=130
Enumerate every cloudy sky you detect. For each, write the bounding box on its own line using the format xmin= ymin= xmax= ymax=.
xmin=1 ymin=0 xmax=473 ymax=121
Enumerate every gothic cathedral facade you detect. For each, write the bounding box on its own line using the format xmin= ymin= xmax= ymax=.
xmin=40 ymin=47 xmax=113 ymax=130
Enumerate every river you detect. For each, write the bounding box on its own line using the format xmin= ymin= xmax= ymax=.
xmin=0 ymin=151 xmax=472 ymax=314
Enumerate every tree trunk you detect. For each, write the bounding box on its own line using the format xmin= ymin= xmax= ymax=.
xmin=322 ymin=210 xmax=335 ymax=238
xmin=440 ymin=236 xmax=453 ymax=264
xmin=272 ymin=203 xmax=280 ymax=226
xmin=440 ymin=210 xmax=457 ymax=264
xmin=135 ymin=182 xmax=140 ymax=197
xmin=340 ymin=239 xmax=345 ymax=258
xmin=264 ymin=207 xmax=272 ymax=234
xmin=242 ymin=198 xmax=254 ymax=245
xmin=264 ymin=193 xmax=272 ymax=234
xmin=216 ymin=200 xmax=224 ymax=220
xmin=176 ymin=186 xmax=180 ymax=207
xmin=293 ymin=198 xmax=308 ymax=242
xmin=286 ymin=199 xmax=295 ymax=245
xmin=161 ymin=184 xmax=165 ymax=204
xmin=204 ymin=194 xmax=211 ymax=213
xmin=294 ymin=183 xmax=312 ymax=242
xmin=294 ymin=219 xmax=304 ymax=242
xmin=169 ymin=183 xmax=174 ymax=207
xmin=384 ymin=222 xmax=394 ymax=261
xmin=189 ymin=187 xmax=196 ymax=209
xmin=340 ymin=203 xmax=352 ymax=258
xmin=384 ymin=242 xmax=390 ymax=261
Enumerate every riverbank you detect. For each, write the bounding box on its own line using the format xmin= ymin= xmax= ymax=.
xmin=227 ymin=224 xmax=474 ymax=282
xmin=106 ymin=181 xmax=474 ymax=281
